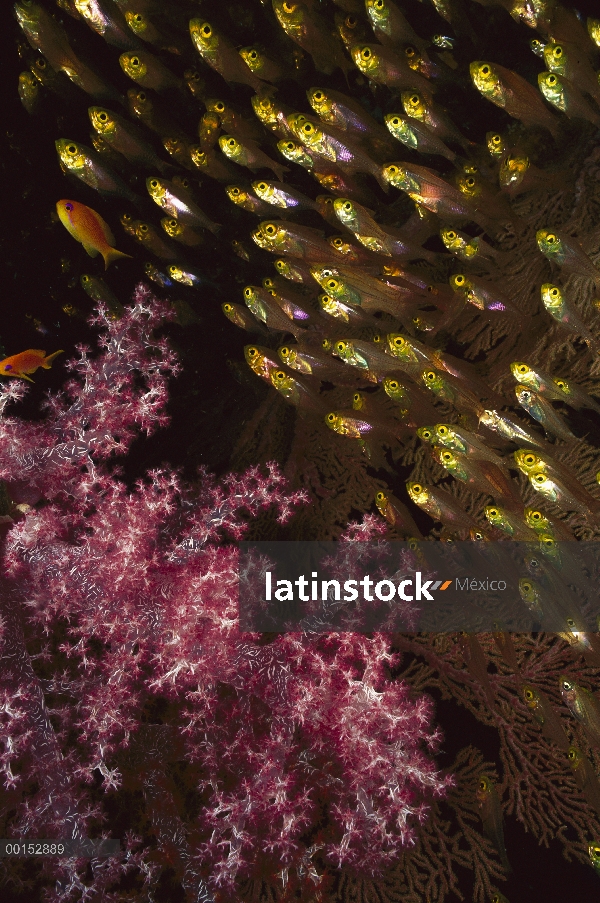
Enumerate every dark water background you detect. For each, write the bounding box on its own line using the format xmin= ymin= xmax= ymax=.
xmin=3 ymin=0 xmax=600 ymax=899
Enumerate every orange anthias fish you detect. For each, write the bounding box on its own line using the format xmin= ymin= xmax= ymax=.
xmin=56 ymin=199 xmax=131 ymax=269
xmin=0 ymin=349 xmax=64 ymax=383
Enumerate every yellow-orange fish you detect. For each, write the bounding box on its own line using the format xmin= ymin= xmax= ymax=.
xmin=56 ymin=199 xmax=131 ymax=268
xmin=0 ymin=349 xmax=64 ymax=383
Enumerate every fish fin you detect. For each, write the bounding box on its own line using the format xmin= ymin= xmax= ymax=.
xmin=102 ymin=247 xmax=133 ymax=269
xmin=18 ymin=373 xmax=35 ymax=383
xmin=42 ymin=350 xmax=64 ymax=369
xmin=83 ymin=243 xmax=100 ymax=258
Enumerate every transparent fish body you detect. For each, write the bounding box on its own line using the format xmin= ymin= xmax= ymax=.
xmin=528 ymin=470 xmax=600 ymax=520
xmin=538 ymin=72 xmax=600 ymax=128
xmin=385 ymin=114 xmax=456 ymax=163
xmin=484 ymin=505 xmax=537 ymax=540
xmin=365 ymin=0 xmax=427 ymax=50
xmin=433 ymin=424 xmax=506 ymax=468
xmin=401 ymin=90 xmax=470 ymax=150
xmin=536 ymin=228 xmax=600 ymax=289
xmin=89 ymin=106 xmax=170 ymax=173
xmin=307 ymin=86 xmax=395 ymax=155
xmin=382 ymin=162 xmax=497 ymax=233
xmin=470 ymin=60 xmax=560 ymax=137
xmin=543 ymin=42 xmax=600 ymax=107
xmin=351 ymin=44 xmax=434 ymax=96
xmin=560 ymin=677 xmax=600 ymax=747
xmin=119 ymin=50 xmax=181 ymax=91
xmin=243 ymin=285 xmax=305 ymax=338
xmin=552 ymin=376 xmax=600 ymax=415
xmin=514 ymin=386 xmax=575 ymax=441
xmin=272 ymin=0 xmax=350 ymax=75
xmin=223 ymin=302 xmax=267 ymax=334
xmin=407 ymin=481 xmax=479 ymax=532
xmin=374 ymin=490 xmax=423 ymax=537
xmin=541 ymin=283 xmax=599 ymax=352
xmin=189 ymin=19 xmax=265 ymax=91
xmin=521 ymin=684 xmax=570 ymax=750
xmin=55 ymin=138 xmax=138 ymax=204
xmin=252 ymin=180 xmax=317 ymax=212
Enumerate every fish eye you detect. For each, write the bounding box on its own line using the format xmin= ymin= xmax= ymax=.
xmin=331 ymin=238 xmax=343 ymax=248
xmin=405 ymin=46 xmax=416 ymax=58
xmin=130 ymin=56 xmax=140 ymax=67
xmin=99 ymin=112 xmax=107 ymax=121
xmin=555 ymin=378 xmax=566 ymax=389
xmin=139 ymin=223 xmax=148 ymax=233
xmin=327 ymin=413 xmax=336 ymax=423
xmin=425 ymin=371 xmax=436 ymax=381
xmin=375 ymin=0 xmax=384 ymax=7
xmin=82 ymin=274 xmax=89 ymax=282
xmin=150 ymin=179 xmax=158 ymax=188
xmin=361 ymin=48 xmax=372 ymax=60
xmin=517 ymin=364 xmax=528 ymax=374
xmin=326 ymin=279 xmax=338 ymax=290
xmin=282 ymin=0 xmax=296 ymax=11
xmin=280 ymin=346 xmax=289 ymax=355
xmin=134 ymin=13 xmax=143 ymax=23
xmin=393 ymin=336 xmax=404 ymax=346
xmin=249 ymin=50 xmax=258 ymax=60
xmin=491 ymin=134 xmax=501 ymax=145
xmin=227 ymin=138 xmax=236 ymax=147
xmin=65 ymin=202 xmax=73 ymax=211
xmin=546 ymin=233 xmax=556 ymax=243
xmin=343 ymin=201 xmax=352 ymax=211
xmin=67 ymin=144 xmax=77 ymax=154
xmin=481 ymin=65 xmax=491 ymax=76
xmin=447 ymin=231 xmax=456 ymax=240
xmin=489 ymin=508 xmax=498 ymax=517
xmin=223 ymin=304 xmax=232 ymax=312
xmin=441 ymin=451 xmax=452 ymax=461
xmin=413 ymin=484 xmax=422 ymax=493
xmin=390 ymin=116 xmax=400 ymax=126
xmin=388 ymin=380 xmax=398 ymax=389
xmin=438 ymin=425 xmax=448 ymax=435
xmin=524 ymin=454 xmax=535 ymax=465
xmin=550 ymin=287 xmax=559 ymax=297
xmin=314 ymin=90 xmax=324 ymax=100
xmin=548 ymin=74 xmax=557 ymax=85
xmin=322 ymin=339 xmax=330 ymax=349
xmin=454 ymin=274 xmax=465 ymax=286
xmin=265 ymin=224 xmax=276 ymax=235
xmin=533 ymin=473 xmax=546 ymax=484
xmin=335 ymin=341 xmax=346 ymax=352
xmin=201 ymin=24 xmax=211 ymax=36
xmin=257 ymin=182 xmax=267 ymax=191
xmin=531 ymin=510 xmax=542 ymax=520
xmin=247 ymin=347 xmax=258 ymax=357
xmin=376 ymin=491 xmax=385 ymax=502
xmin=522 ymin=580 xmax=532 ymax=591
xmin=465 ymin=177 xmax=475 ymax=187
xmin=523 ymin=687 xmax=534 ymax=701
xmin=553 ymin=46 xmax=563 ymax=57
xmin=274 ymin=371 xmax=285 ymax=380
xmin=410 ymin=94 xmax=419 ymax=105
xmin=231 ymin=187 xmax=240 ymax=196
xmin=353 ymin=393 xmax=361 ymax=403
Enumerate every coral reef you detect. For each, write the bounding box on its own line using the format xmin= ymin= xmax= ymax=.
xmin=6 ymin=0 xmax=600 ymax=900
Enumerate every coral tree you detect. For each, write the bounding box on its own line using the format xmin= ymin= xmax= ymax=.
xmin=0 ymin=291 xmax=449 ymax=901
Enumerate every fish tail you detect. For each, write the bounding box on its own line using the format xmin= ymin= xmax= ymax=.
xmin=42 ymin=350 xmax=64 ymax=369
xmin=103 ymin=247 xmax=133 ymax=269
